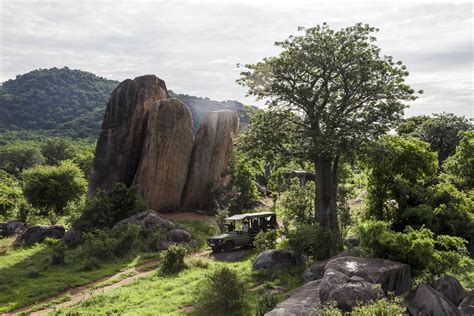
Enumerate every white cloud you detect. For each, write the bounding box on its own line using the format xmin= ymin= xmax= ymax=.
xmin=0 ymin=0 xmax=472 ymax=117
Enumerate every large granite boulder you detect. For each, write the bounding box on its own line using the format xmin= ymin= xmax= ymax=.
xmin=0 ymin=220 xmax=26 ymax=237
xmin=113 ymin=210 xmax=176 ymax=231
xmin=433 ymin=275 xmax=467 ymax=306
xmin=13 ymin=225 xmax=65 ymax=247
xmin=253 ymin=249 xmax=298 ymax=272
xmin=135 ymin=98 xmax=193 ymax=211
xmin=181 ymin=110 xmax=239 ymax=210
xmin=319 ymin=269 xmax=384 ymax=312
xmin=88 ymin=75 xmax=168 ymax=195
xmin=460 ymin=290 xmax=474 ymax=316
xmin=408 ymin=283 xmax=460 ymax=316
xmin=166 ymin=229 xmax=192 ymax=243
xmin=265 ymin=280 xmax=322 ymax=316
xmin=325 ymin=256 xmax=410 ymax=295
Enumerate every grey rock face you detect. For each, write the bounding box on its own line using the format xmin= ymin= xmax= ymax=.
xmin=253 ymin=249 xmax=298 ymax=272
xmin=325 ymin=256 xmax=411 ymax=295
xmin=13 ymin=225 xmax=65 ymax=247
xmin=265 ymin=280 xmax=322 ymax=316
xmin=166 ymin=229 xmax=192 ymax=243
xmin=408 ymin=283 xmax=460 ymax=316
xmin=0 ymin=220 xmax=26 ymax=237
xmin=88 ymin=75 xmax=169 ymax=195
xmin=181 ymin=110 xmax=239 ymax=210
xmin=113 ymin=210 xmax=176 ymax=231
xmin=460 ymin=290 xmax=474 ymax=316
xmin=433 ymin=275 xmax=467 ymax=306
xmin=135 ymin=98 xmax=193 ymax=212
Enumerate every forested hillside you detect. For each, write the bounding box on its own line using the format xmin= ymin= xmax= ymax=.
xmin=0 ymin=67 xmax=250 ymax=139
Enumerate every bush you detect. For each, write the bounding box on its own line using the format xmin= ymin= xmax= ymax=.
xmin=357 ymin=220 xmax=473 ymax=278
xmin=319 ymin=297 xmax=406 ymax=315
xmin=256 ymin=292 xmax=279 ymax=316
xmin=45 ymin=238 xmax=65 ymax=265
xmin=286 ymin=223 xmax=342 ymax=261
xmin=280 ymin=179 xmax=315 ymax=226
xmin=195 ymin=266 xmax=246 ymax=316
xmin=160 ymin=244 xmax=186 ymax=273
xmin=254 ymin=230 xmax=278 ymax=253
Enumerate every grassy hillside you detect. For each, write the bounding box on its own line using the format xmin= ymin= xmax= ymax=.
xmin=0 ymin=67 xmax=250 ymax=140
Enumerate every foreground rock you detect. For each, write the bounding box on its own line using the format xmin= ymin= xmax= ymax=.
xmin=253 ymin=249 xmax=298 ymax=272
xmin=433 ymin=275 xmax=467 ymax=306
xmin=266 ymin=280 xmax=322 ymax=316
xmin=13 ymin=225 xmax=65 ymax=247
xmin=182 ymin=110 xmax=239 ymax=210
xmin=325 ymin=256 xmax=411 ymax=295
xmin=0 ymin=220 xmax=26 ymax=237
xmin=113 ymin=210 xmax=176 ymax=231
xmin=319 ymin=269 xmax=384 ymax=312
xmin=460 ymin=290 xmax=474 ymax=315
xmin=88 ymin=75 xmax=169 ymax=195
xmin=136 ymin=98 xmax=193 ymax=211
xmin=408 ymin=283 xmax=460 ymax=316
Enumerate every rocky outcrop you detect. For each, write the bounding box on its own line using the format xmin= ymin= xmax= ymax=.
xmin=253 ymin=249 xmax=298 ymax=272
xmin=13 ymin=225 xmax=65 ymax=247
xmin=0 ymin=220 xmax=26 ymax=237
xmin=166 ymin=229 xmax=192 ymax=243
xmin=113 ymin=210 xmax=176 ymax=231
xmin=433 ymin=275 xmax=467 ymax=306
xmin=181 ymin=110 xmax=239 ymax=210
xmin=135 ymin=98 xmax=193 ymax=211
xmin=265 ymin=280 xmax=322 ymax=316
xmin=319 ymin=269 xmax=384 ymax=312
xmin=408 ymin=283 xmax=460 ymax=316
xmin=88 ymin=75 xmax=168 ymax=195
xmin=325 ymin=256 xmax=411 ymax=295
xmin=460 ymin=290 xmax=474 ymax=315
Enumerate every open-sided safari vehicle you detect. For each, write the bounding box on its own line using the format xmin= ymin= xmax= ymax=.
xmin=207 ymin=212 xmax=277 ymax=253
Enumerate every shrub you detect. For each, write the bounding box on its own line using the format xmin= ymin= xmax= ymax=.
xmin=357 ymin=220 xmax=473 ymax=278
xmin=113 ymin=224 xmax=141 ymax=257
xmin=254 ymin=230 xmax=278 ymax=253
xmin=256 ymin=292 xmax=279 ymax=316
xmin=160 ymin=244 xmax=186 ymax=273
xmin=215 ymin=209 xmax=230 ymax=233
xmin=280 ymin=179 xmax=315 ymax=225
xmin=319 ymin=297 xmax=406 ymax=315
xmin=195 ymin=266 xmax=246 ymax=316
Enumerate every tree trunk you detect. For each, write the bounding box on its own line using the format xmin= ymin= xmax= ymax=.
xmin=314 ymin=156 xmax=339 ymax=232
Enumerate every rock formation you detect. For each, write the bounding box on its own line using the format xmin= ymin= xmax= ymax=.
xmin=13 ymin=225 xmax=65 ymax=247
xmin=88 ymin=75 xmax=169 ymax=195
xmin=408 ymin=283 xmax=461 ymax=316
xmin=182 ymin=110 xmax=239 ymax=210
xmin=135 ymin=98 xmax=193 ymax=211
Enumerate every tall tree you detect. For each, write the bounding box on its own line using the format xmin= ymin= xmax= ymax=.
xmin=238 ymin=23 xmax=418 ymax=232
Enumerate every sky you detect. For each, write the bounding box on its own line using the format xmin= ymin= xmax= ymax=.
xmin=0 ymin=0 xmax=472 ymax=117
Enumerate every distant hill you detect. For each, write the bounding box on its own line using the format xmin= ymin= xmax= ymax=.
xmin=0 ymin=67 xmax=251 ymax=139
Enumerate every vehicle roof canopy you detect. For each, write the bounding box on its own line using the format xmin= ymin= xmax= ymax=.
xmin=226 ymin=212 xmax=275 ymax=221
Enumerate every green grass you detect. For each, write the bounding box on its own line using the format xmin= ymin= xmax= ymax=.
xmin=0 ymin=239 xmax=160 ymax=313
xmin=53 ymin=254 xmax=302 ymax=315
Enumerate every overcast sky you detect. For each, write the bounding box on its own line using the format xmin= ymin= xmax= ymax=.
xmin=0 ymin=0 xmax=472 ymax=117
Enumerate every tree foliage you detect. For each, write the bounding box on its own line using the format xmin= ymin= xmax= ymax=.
xmin=443 ymin=131 xmax=474 ymax=190
xmin=0 ymin=171 xmax=22 ymax=218
xmin=0 ymin=142 xmax=44 ymax=177
xmin=41 ymin=137 xmax=77 ymax=166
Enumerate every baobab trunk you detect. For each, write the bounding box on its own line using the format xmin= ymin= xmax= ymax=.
xmin=314 ymin=156 xmax=339 ymax=232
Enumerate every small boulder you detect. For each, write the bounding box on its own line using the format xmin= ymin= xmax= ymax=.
xmin=433 ymin=275 xmax=467 ymax=306
xmin=253 ymin=249 xmax=298 ymax=272
xmin=62 ymin=227 xmax=83 ymax=246
xmin=166 ymin=229 xmax=192 ymax=243
xmin=319 ymin=269 xmax=384 ymax=312
xmin=460 ymin=290 xmax=474 ymax=316
xmin=13 ymin=225 xmax=65 ymax=247
xmin=266 ymin=280 xmax=322 ymax=315
xmin=113 ymin=210 xmax=176 ymax=231
xmin=408 ymin=283 xmax=460 ymax=316
xmin=0 ymin=220 xmax=26 ymax=237
xmin=325 ymin=256 xmax=411 ymax=295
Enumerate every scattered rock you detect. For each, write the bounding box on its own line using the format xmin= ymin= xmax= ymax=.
xmin=13 ymin=225 xmax=65 ymax=247
xmin=0 ymin=220 xmax=26 ymax=237
xmin=325 ymin=256 xmax=411 ymax=295
xmin=345 ymin=236 xmax=359 ymax=248
xmin=282 ymin=170 xmax=315 ymax=185
xmin=265 ymin=280 xmax=322 ymax=316
xmin=113 ymin=210 xmax=176 ymax=231
xmin=319 ymin=269 xmax=384 ymax=312
xmin=135 ymin=98 xmax=193 ymax=211
xmin=166 ymin=229 xmax=192 ymax=243
xmin=253 ymin=249 xmax=298 ymax=272
xmin=88 ymin=75 xmax=169 ymax=195
xmin=408 ymin=283 xmax=460 ymax=316
xmin=62 ymin=227 xmax=83 ymax=246
xmin=181 ymin=110 xmax=239 ymax=210
xmin=460 ymin=290 xmax=474 ymax=316
xmin=433 ymin=275 xmax=467 ymax=306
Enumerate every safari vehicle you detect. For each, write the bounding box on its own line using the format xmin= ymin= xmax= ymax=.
xmin=207 ymin=212 xmax=277 ymax=253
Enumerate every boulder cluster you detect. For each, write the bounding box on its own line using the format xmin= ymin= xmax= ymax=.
xmin=88 ymin=75 xmax=239 ymax=211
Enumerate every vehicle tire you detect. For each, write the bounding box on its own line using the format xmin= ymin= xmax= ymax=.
xmin=211 ymin=245 xmax=222 ymax=253
xmin=223 ymin=241 xmax=234 ymax=252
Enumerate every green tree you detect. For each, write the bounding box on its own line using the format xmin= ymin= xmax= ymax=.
xmin=443 ymin=131 xmax=474 ymax=190
xmin=238 ymin=23 xmax=417 ymax=232
xmin=41 ymin=138 xmax=76 ymax=165
xmin=72 ymin=144 xmax=95 ymax=177
xmin=0 ymin=171 xmax=22 ymax=218
xmin=22 ymin=160 xmax=87 ymax=222
xmin=0 ymin=143 xmax=44 ymax=176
